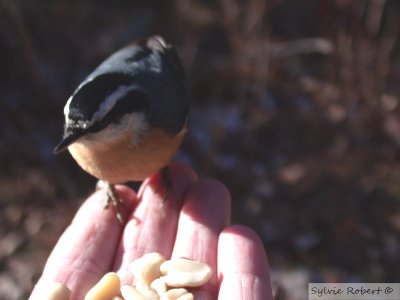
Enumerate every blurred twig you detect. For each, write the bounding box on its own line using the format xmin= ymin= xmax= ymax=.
xmin=366 ymin=0 xmax=386 ymax=36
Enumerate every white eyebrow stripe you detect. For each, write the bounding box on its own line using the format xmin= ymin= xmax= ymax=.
xmin=64 ymin=84 xmax=140 ymax=128
xmin=91 ymin=84 xmax=139 ymax=124
xmin=63 ymin=95 xmax=73 ymax=119
xmin=64 ymin=79 xmax=88 ymax=120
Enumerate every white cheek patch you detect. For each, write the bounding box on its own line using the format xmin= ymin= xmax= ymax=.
xmin=64 ymin=84 xmax=140 ymax=129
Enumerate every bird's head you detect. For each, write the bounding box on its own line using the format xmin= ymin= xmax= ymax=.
xmin=54 ymin=72 xmax=149 ymax=153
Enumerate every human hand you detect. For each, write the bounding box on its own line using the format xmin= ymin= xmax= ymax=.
xmin=29 ymin=162 xmax=273 ymax=300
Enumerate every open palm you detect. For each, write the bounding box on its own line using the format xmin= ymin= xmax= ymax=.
xmin=29 ymin=163 xmax=273 ymax=300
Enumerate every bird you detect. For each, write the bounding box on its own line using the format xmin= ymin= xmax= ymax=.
xmin=54 ymin=36 xmax=189 ymax=222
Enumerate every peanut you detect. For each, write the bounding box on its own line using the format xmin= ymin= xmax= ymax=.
xmin=129 ymin=252 xmax=166 ymax=285
xmin=84 ymin=272 xmax=120 ymax=300
xmin=160 ymin=258 xmax=212 ymax=287
xmin=150 ymin=278 xmax=167 ymax=296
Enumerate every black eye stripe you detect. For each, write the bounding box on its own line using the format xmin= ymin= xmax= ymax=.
xmin=87 ymin=90 xmax=149 ymax=133
xmin=68 ymin=73 xmax=133 ymax=122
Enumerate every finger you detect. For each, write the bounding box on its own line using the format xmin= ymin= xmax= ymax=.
xmin=29 ymin=185 xmax=136 ymax=300
xmin=218 ymin=225 xmax=273 ymax=300
xmin=172 ymin=179 xmax=231 ymax=300
xmin=114 ymin=162 xmax=197 ymax=283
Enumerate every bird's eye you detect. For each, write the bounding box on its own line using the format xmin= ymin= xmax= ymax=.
xmin=68 ymin=73 xmax=133 ymax=122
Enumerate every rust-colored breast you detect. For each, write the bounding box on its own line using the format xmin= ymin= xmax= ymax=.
xmin=68 ymin=127 xmax=185 ymax=184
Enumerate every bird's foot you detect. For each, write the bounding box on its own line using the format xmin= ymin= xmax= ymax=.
xmin=97 ymin=180 xmax=126 ymax=224
xmin=156 ymin=166 xmax=175 ymax=202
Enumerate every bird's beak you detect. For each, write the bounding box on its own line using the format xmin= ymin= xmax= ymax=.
xmin=53 ymin=130 xmax=85 ymax=154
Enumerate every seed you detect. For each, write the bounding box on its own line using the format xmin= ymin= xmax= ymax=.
xmin=43 ymin=282 xmax=71 ymax=300
xmin=84 ymin=272 xmax=120 ymax=300
xmin=160 ymin=258 xmax=212 ymax=287
xmin=129 ymin=252 xmax=166 ymax=285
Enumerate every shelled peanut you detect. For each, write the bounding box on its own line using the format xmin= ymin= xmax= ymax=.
xmin=44 ymin=252 xmax=212 ymax=300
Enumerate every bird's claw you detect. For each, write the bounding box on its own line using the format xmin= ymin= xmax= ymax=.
xmin=100 ymin=181 xmax=126 ymax=224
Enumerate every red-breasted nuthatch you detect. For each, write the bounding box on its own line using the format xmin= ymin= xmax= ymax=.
xmin=54 ymin=36 xmax=188 ymax=222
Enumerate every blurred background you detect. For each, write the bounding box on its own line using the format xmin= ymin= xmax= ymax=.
xmin=1 ymin=0 xmax=400 ymax=299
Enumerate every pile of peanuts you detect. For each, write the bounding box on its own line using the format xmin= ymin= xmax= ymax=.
xmin=43 ymin=252 xmax=212 ymax=300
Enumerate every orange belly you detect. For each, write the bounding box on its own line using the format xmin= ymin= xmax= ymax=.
xmin=67 ymin=128 xmax=185 ymax=184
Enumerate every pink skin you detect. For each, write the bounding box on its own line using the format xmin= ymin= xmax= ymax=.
xmin=29 ymin=162 xmax=273 ymax=300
